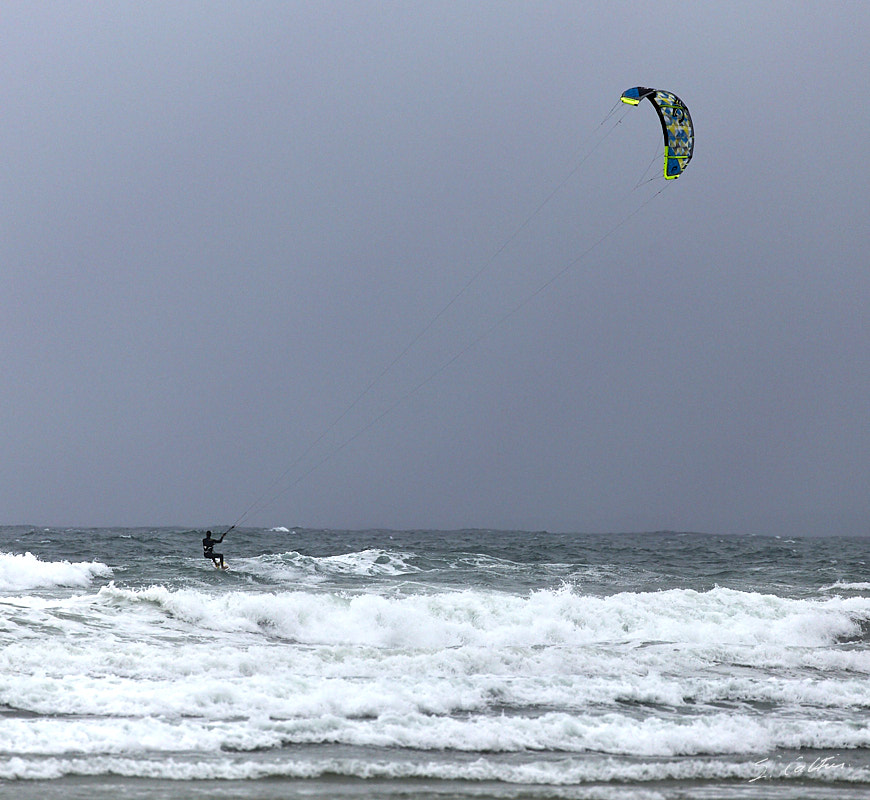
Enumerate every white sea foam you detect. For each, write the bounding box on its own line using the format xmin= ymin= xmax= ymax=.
xmin=94 ymin=582 xmax=870 ymax=650
xmin=0 ymin=551 xmax=111 ymax=592
xmin=0 ymin=584 xmax=868 ymax=750
xmin=316 ymin=548 xmax=422 ymax=576
xmin=820 ymin=581 xmax=870 ymax=592
xmin=1 ymin=751 xmax=869 ymax=785
xmin=226 ymin=548 xmax=423 ymax=586
xmin=4 ymin=531 xmax=868 ymax=795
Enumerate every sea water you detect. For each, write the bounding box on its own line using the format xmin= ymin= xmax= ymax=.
xmin=1 ymin=526 xmax=869 ymax=799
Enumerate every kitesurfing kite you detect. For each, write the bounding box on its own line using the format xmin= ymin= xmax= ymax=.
xmin=620 ymin=87 xmax=694 ymax=179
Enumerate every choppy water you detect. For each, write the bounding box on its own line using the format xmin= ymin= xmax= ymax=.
xmin=1 ymin=526 xmax=869 ymax=799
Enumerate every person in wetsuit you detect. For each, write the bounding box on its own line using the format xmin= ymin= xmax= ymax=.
xmin=202 ymin=530 xmax=226 ymax=569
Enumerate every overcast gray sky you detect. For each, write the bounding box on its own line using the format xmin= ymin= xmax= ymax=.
xmin=1 ymin=1 xmax=867 ymax=535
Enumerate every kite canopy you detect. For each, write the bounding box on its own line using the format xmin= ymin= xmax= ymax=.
xmin=621 ymin=87 xmax=693 ymax=179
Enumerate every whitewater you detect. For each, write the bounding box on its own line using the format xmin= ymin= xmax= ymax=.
xmin=1 ymin=527 xmax=869 ymax=799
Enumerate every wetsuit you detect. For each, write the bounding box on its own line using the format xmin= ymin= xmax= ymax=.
xmin=202 ymin=531 xmax=225 ymax=568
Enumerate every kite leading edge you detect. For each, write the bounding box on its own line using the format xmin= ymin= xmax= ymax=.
xmin=621 ymin=87 xmax=693 ymax=179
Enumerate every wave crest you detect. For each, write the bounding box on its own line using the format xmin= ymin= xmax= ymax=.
xmin=0 ymin=551 xmax=112 ymax=592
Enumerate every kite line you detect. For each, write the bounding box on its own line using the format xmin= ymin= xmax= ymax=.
xmin=222 ymin=88 xmax=691 ymax=530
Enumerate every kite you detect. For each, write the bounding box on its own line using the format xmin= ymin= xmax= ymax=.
xmin=620 ymin=87 xmax=693 ymax=179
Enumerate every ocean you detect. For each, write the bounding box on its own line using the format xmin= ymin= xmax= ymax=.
xmin=1 ymin=526 xmax=869 ymax=799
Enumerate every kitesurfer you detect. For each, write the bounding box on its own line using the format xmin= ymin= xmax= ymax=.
xmin=202 ymin=530 xmax=226 ymax=569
